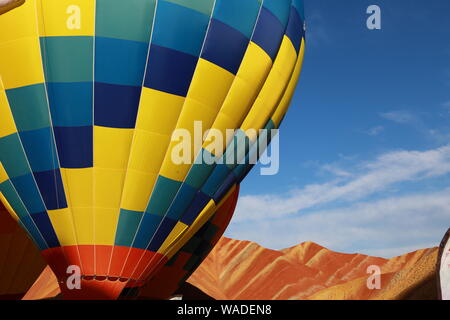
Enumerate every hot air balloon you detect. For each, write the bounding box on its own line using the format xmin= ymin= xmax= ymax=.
xmin=0 ymin=201 xmax=46 ymax=299
xmin=0 ymin=0 xmax=305 ymax=299
xmin=23 ymin=186 xmax=239 ymax=300
xmin=437 ymin=229 xmax=449 ymax=300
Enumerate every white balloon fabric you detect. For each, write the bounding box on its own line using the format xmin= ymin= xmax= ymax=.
xmin=438 ymin=229 xmax=450 ymax=300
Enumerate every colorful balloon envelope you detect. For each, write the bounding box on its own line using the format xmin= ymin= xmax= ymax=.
xmin=0 ymin=0 xmax=305 ymax=299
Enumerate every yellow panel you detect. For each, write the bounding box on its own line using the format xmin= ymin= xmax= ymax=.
xmin=38 ymin=0 xmax=95 ymax=37
xmin=47 ymin=208 xmax=77 ymax=246
xmin=61 ymin=168 xmax=93 ymax=207
xmin=241 ymin=36 xmax=297 ymax=141
xmin=159 ymin=98 xmax=218 ymax=181
xmin=0 ymin=37 xmax=45 ymax=89
xmin=71 ymin=207 xmax=94 ymax=244
xmin=94 ymin=207 xmax=120 ymax=245
xmin=157 ymin=221 xmax=188 ymax=254
xmin=94 ymin=126 xmax=133 ymax=169
xmin=0 ymin=0 xmax=38 ymax=42
xmin=203 ymin=77 xmax=256 ymax=155
xmin=94 ymin=168 xmax=125 ymax=208
xmin=237 ymin=42 xmax=272 ymax=89
xmin=0 ymin=85 xmax=17 ymax=138
xmin=200 ymin=43 xmax=272 ymax=156
xmin=120 ymin=170 xmax=157 ymax=212
xmin=0 ymin=192 xmax=19 ymax=222
xmin=205 ymin=112 xmax=236 ymax=150
xmin=272 ymin=38 xmax=306 ymax=127
xmin=128 ymin=129 xmax=170 ymax=173
xmin=135 ymin=87 xmax=185 ymax=135
xmin=188 ymin=58 xmax=234 ymax=108
xmin=0 ymin=162 xmax=9 ymax=184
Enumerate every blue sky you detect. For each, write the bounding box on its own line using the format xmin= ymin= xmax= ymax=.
xmin=225 ymin=0 xmax=450 ymax=257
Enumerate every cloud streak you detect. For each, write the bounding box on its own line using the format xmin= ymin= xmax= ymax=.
xmin=227 ymin=144 xmax=450 ymax=257
xmin=233 ymin=144 xmax=450 ymax=223
xmin=227 ymin=189 xmax=450 ymax=257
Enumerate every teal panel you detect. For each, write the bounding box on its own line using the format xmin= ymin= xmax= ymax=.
xmin=6 ymin=84 xmax=51 ymax=132
xmin=115 ymin=209 xmax=144 ymax=247
xmin=96 ymin=0 xmax=156 ymax=42
xmin=40 ymin=36 xmax=93 ymax=83
xmin=264 ymin=0 xmax=292 ymax=25
xmin=0 ymin=180 xmax=29 ymax=219
xmin=164 ymin=0 xmax=214 ymax=16
xmin=213 ymin=0 xmax=262 ymax=38
xmin=152 ymin=0 xmax=211 ymax=57
xmin=145 ymin=175 xmax=181 ymax=216
xmin=0 ymin=133 xmax=30 ymax=178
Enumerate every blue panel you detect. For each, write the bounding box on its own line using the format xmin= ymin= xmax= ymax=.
xmin=6 ymin=84 xmax=51 ymax=132
xmin=33 ymin=169 xmax=67 ymax=210
xmin=263 ymin=0 xmax=292 ymax=26
xmin=213 ymin=171 xmax=237 ymax=203
xmin=252 ymin=7 xmax=285 ymax=60
xmin=53 ymin=126 xmax=93 ymax=168
xmin=201 ymin=163 xmax=231 ymax=197
xmin=146 ymin=175 xmax=182 ymax=216
xmin=201 ymin=19 xmax=249 ymax=75
xmin=19 ymin=127 xmax=59 ymax=173
xmin=0 ymin=134 xmax=30 ymax=178
xmin=10 ymin=174 xmax=46 ymax=214
xmin=147 ymin=217 xmax=178 ymax=251
xmin=285 ymin=6 xmax=304 ymax=53
xmin=30 ymin=211 xmax=60 ymax=248
xmin=94 ymin=82 xmax=141 ymax=128
xmin=180 ymin=191 xmax=210 ymax=225
xmin=20 ymin=215 xmax=49 ymax=250
xmin=47 ymin=82 xmax=93 ymax=127
xmin=133 ymin=213 xmax=164 ymax=249
xmin=152 ymin=1 xmax=210 ymax=57
xmin=292 ymin=0 xmax=305 ymax=21
xmin=166 ymin=183 xmax=197 ymax=220
xmin=115 ymin=209 xmax=144 ymax=247
xmin=235 ymin=162 xmax=253 ymax=183
xmin=212 ymin=0 xmax=261 ymax=39
xmin=95 ymin=37 xmax=149 ymax=87
xmin=144 ymin=44 xmax=198 ymax=96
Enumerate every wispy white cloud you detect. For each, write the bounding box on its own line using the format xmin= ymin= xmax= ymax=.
xmin=227 ymin=145 xmax=450 ymax=257
xmin=227 ymin=189 xmax=450 ymax=258
xmin=233 ymin=144 xmax=450 ymax=223
xmin=381 ymin=109 xmax=450 ymax=144
xmin=443 ymin=101 xmax=450 ymax=111
xmin=365 ymin=126 xmax=384 ymax=136
xmin=380 ymin=110 xmax=417 ymax=124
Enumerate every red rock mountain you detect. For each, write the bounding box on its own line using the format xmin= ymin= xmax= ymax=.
xmin=24 ymin=237 xmax=439 ymax=300
xmin=187 ymin=237 xmax=439 ymax=300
